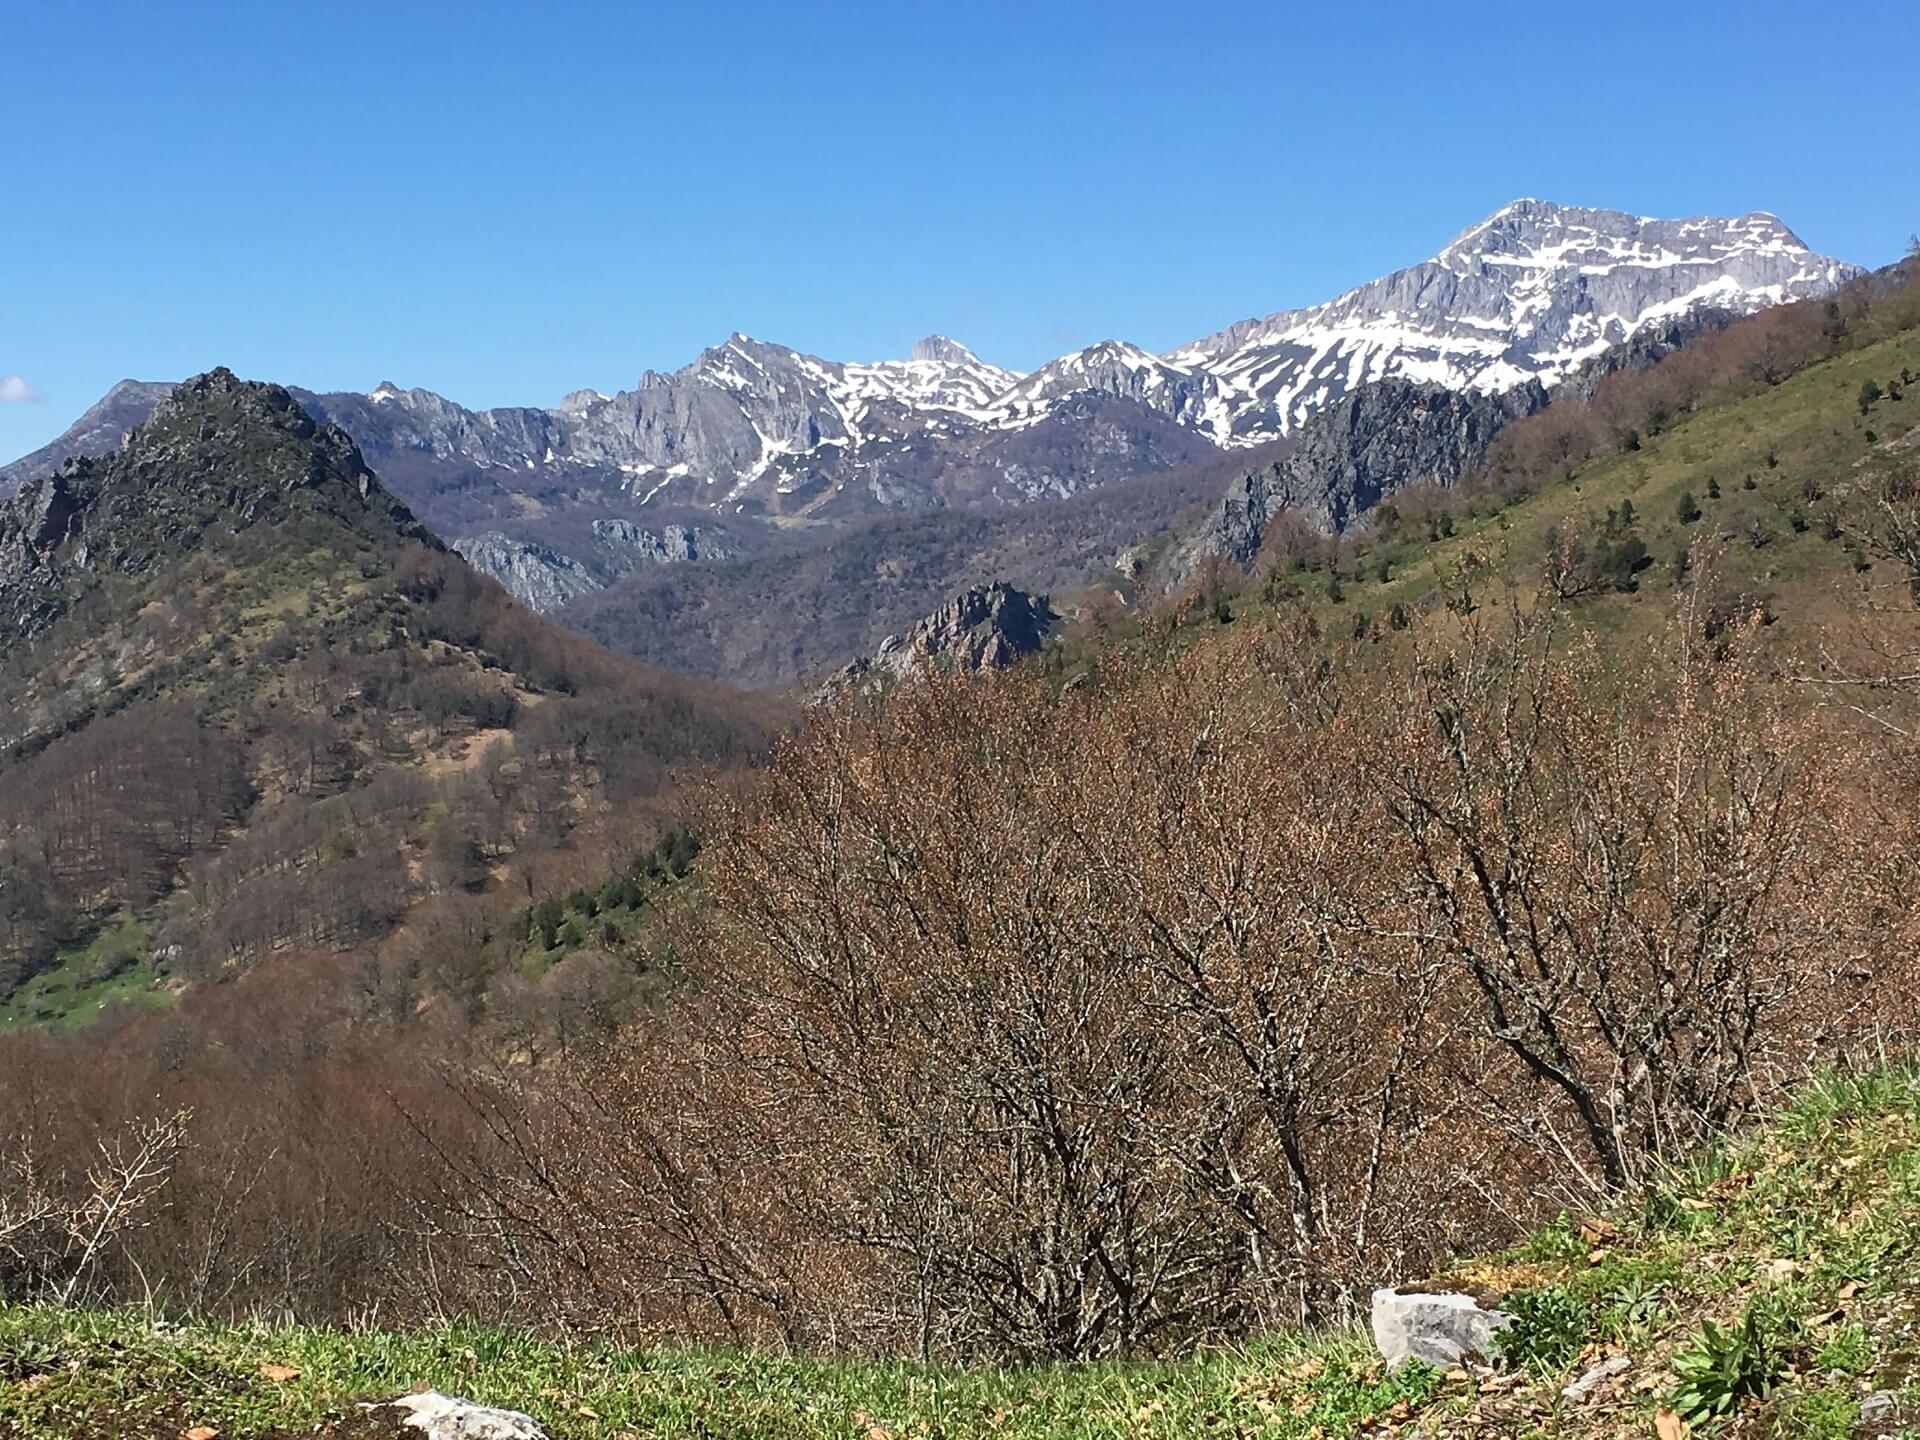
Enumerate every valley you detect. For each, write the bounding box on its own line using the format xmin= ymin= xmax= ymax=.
xmin=5 ymin=69 xmax=1919 ymax=1432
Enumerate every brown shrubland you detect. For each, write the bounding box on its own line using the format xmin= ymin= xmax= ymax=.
xmin=4 ymin=590 xmax=1919 ymax=1358
xmin=336 ymin=603 xmax=1915 ymax=1358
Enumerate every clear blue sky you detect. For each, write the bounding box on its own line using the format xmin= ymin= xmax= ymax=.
xmin=4 ymin=0 xmax=1917 ymax=460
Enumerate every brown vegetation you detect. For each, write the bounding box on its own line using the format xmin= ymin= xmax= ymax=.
xmin=7 ymin=287 xmax=1920 ymax=1369
xmin=14 ymin=576 xmax=1911 ymax=1361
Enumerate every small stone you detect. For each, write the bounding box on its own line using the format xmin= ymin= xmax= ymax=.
xmin=1370 ymin=1287 xmax=1514 ymax=1371
xmin=1860 ymin=1390 xmax=1900 ymax=1426
xmin=377 ymin=1391 xmax=547 ymax=1440
xmin=1562 ymin=1355 xmax=1632 ymax=1401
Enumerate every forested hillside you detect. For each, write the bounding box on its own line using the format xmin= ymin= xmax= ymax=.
xmin=0 ymin=371 xmax=785 ymax=1024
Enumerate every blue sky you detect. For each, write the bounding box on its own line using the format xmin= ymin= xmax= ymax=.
xmin=4 ymin=0 xmax=1917 ymax=460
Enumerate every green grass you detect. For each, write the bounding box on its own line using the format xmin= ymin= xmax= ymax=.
xmin=7 ymin=1068 xmax=1920 ymax=1437
xmin=0 ymin=1311 xmax=1443 ymax=1440
xmin=1094 ymin=325 xmax=1920 ymax=675
xmin=0 ymin=919 xmax=170 ymax=1032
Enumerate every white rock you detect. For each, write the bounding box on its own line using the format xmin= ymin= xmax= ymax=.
xmin=1860 ymin=1390 xmax=1901 ymax=1427
xmin=380 ymin=1391 xmax=546 ymax=1440
xmin=1370 ymin=1286 xmax=1513 ymax=1370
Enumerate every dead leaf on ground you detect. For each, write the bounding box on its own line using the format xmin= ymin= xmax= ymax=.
xmin=1654 ymin=1408 xmax=1689 ymax=1439
xmin=181 ymin=1428 xmax=220 ymax=1440
xmin=257 ymin=1363 xmax=300 ymax=1383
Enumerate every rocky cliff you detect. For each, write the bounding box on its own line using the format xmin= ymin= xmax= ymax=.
xmin=818 ymin=582 xmax=1056 ymax=701
xmin=453 ymin=519 xmax=735 ymax=614
xmin=1167 ymin=380 xmax=1546 ymax=584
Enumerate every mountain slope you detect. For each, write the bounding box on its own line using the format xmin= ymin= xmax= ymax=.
xmin=1093 ymin=258 xmax=1920 ymax=693
xmin=0 ymin=370 xmax=783 ymax=1015
xmin=1165 ymin=200 xmax=1858 ymax=443
xmin=5 ymin=202 xmax=1857 ymax=529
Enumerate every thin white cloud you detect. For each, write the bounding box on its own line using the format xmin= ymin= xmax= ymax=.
xmin=0 ymin=375 xmax=40 ymax=404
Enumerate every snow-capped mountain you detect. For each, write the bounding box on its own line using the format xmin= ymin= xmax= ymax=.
xmin=3 ymin=200 xmax=1860 ymax=534
xmin=1161 ymin=200 xmax=1858 ymax=444
xmin=547 ymin=332 xmax=1042 ymax=512
xmin=992 ymin=341 xmax=1226 ymax=433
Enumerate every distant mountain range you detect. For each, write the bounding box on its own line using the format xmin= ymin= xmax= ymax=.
xmin=2 ymin=200 xmax=1860 ymax=625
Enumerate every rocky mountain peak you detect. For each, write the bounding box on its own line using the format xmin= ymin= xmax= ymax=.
xmin=0 ymin=370 xmax=431 ymax=640
xmin=909 ymin=335 xmax=982 ymax=365
xmin=1167 ymin=199 xmax=1859 ymax=445
xmin=130 ymin=368 xmax=381 ymax=499
xmin=557 ymin=388 xmax=610 ymax=415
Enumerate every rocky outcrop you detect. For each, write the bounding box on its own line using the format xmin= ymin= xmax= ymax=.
xmin=0 ymin=369 xmax=433 ymax=643
xmin=1168 ymin=377 xmax=1546 ymax=584
xmin=453 ymin=519 xmax=735 ymax=614
xmin=818 ymin=582 xmax=1056 ymax=701
xmin=452 ymin=533 xmax=601 ymax=613
xmin=1371 ymin=1287 xmax=1514 ymax=1371
xmin=589 ymin=518 xmax=729 ymax=568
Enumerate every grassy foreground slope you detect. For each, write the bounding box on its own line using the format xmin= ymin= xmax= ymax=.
xmin=5 ymin=1070 xmax=1917 ymax=1439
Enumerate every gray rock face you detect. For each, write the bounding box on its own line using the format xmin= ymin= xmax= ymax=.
xmin=451 ymin=533 xmax=602 ymax=613
xmin=911 ymin=333 xmax=984 ymax=365
xmin=1168 ymin=377 xmax=1546 ymax=585
xmin=820 ymin=582 xmax=1056 ymax=701
xmin=452 ymin=520 xmax=734 ymax=614
xmin=298 ymin=383 xmax=566 ymax=475
xmin=1370 ymin=1287 xmax=1513 ymax=1371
